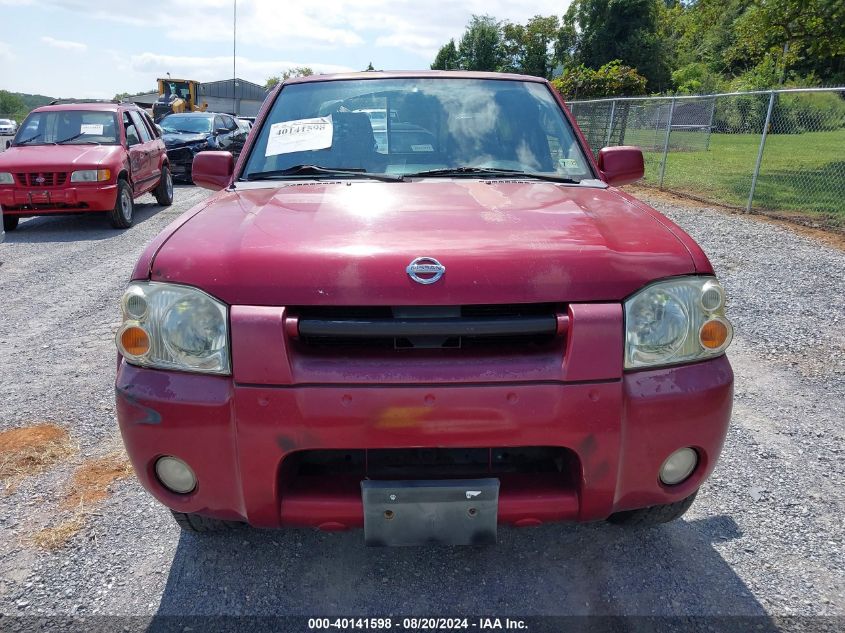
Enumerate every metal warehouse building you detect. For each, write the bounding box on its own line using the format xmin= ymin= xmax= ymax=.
xmin=129 ymin=77 xmax=268 ymax=117
xmin=199 ymin=78 xmax=267 ymax=117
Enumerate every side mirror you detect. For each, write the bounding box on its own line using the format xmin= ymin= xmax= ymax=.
xmin=192 ymin=151 xmax=234 ymax=191
xmin=597 ymin=146 xmax=644 ymax=187
xmin=215 ymin=127 xmax=229 ymax=135
xmin=5 ymin=140 xmax=10 ymax=150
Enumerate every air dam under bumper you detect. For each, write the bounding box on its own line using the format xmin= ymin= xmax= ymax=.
xmin=115 ymin=355 xmax=733 ymax=529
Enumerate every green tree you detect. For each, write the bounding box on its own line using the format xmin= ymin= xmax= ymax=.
xmin=365 ymin=61 xmax=375 ymax=71
xmin=671 ymin=62 xmax=728 ymax=94
xmin=265 ymin=66 xmax=314 ymax=90
xmin=728 ymin=0 xmax=845 ymax=84
xmin=457 ymin=15 xmax=504 ymax=72
xmin=563 ymin=0 xmax=672 ymax=91
xmin=667 ymin=0 xmax=753 ymax=77
xmin=0 ymin=90 xmax=26 ymax=119
xmin=501 ymin=15 xmax=560 ymax=77
xmin=431 ymin=39 xmax=460 ymax=70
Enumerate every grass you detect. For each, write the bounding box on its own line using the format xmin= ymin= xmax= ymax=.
xmin=637 ymin=129 xmax=845 ymax=223
xmin=0 ymin=423 xmax=76 ymax=492
xmin=28 ymin=451 xmax=133 ymax=550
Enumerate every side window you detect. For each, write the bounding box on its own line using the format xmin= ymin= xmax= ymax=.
xmin=129 ymin=111 xmax=152 ymax=142
xmin=123 ymin=113 xmax=141 ymax=146
xmin=214 ymin=116 xmax=225 ymax=132
xmin=141 ymin=111 xmax=159 ymax=138
xmin=222 ymin=115 xmax=237 ymax=130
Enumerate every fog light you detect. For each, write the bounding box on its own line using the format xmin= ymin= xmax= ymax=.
xmin=659 ymin=448 xmax=698 ymax=485
xmin=155 ymin=456 xmax=196 ymax=494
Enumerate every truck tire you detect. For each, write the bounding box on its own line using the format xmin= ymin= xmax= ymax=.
xmin=108 ymin=179 xmax=134 ymax=229
xmin=171 ymin=510 xmax=245 ymax=533
xmin=3 ymin=213 xmax=18 ymax=232
xmin=154 ymin=165 xmax=174 ymax=207
xmin=607 ymin=491 xmax=698 ymax=527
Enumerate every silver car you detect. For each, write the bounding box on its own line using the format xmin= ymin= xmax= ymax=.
xmin=0 ymin=119 xmax=16 ymax=135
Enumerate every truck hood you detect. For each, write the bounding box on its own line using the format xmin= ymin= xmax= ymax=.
xmin=150 ymin=180 xmax=698 ymax=306
xmin=0 ymin=144 xmax=123 ymax=170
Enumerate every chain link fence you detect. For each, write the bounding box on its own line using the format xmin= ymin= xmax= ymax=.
xmin=568 ymin=87 xmax=845 ymax=233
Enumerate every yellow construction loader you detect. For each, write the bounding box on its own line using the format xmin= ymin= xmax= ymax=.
xmin=153 ymin=78 xmax=208 ymax=122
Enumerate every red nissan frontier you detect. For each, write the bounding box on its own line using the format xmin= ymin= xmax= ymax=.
xmin=115 ymin=71 xmax=733 ymax=545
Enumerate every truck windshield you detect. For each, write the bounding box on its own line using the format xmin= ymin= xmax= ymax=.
xmin=241 ymin=77 xmax=592 ymax=181
xmin=13 ymin=110 xmax=119 ymax=146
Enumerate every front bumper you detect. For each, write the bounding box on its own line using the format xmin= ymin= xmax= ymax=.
xmin=116 ymin=355 xmax=733 ymax=529
xmin=0 ymin=184 xmax=118 ymax=214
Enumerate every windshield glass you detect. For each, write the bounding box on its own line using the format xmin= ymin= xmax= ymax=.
xmin=241 ymin=78 xmax=592 ymax=180
xmin=160 ymin=115 xmax=213 ymax=134
xmin=13 ymin=110 xmax=118 ymax=145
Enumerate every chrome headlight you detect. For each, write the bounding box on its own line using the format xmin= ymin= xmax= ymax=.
xmin=624 ymin=276 xmax=733 ymax=369
xmin=70 ymin=169 xmax=111 ymax=183
xmin=115 ymin=282 xmax=230 ymax=375
xmin=0 ymin=172 xmax=14 ymax=185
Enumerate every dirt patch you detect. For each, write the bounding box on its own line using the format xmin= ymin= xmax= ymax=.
xmin=626 ymin=184 xmax=845 ymax=252
xmin=0 ymin=423 xmax=76 ymax=489
xmin=61 ymin=452 xmax=134 ymax=510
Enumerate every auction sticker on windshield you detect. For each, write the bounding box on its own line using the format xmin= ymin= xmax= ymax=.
xmin=80 ymin=123 xmax=104 ymax=135
xmin=266 ymin=116 xmax=333 ymax=156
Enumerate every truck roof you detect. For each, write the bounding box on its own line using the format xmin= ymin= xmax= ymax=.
xmin=32 ymin=102 xmax=138 ymax=114
xmin=284 ymin=70 xmax=550 ymax=85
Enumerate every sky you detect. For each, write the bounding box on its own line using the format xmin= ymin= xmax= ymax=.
xmin=0 ymin=0 xmax=572 ymax=98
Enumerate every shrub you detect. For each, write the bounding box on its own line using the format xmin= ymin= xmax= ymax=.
xmin=552 ymin=60 xmax=648 ymax=100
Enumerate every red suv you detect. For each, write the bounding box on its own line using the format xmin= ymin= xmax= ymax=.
xmin=115 ymin=72 xmax=733 ymax=545
xmin=0 ymin=101 xmax=173 ymax=231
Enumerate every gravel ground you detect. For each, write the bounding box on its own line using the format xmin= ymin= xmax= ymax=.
xmin=0 ymin=187 xmax=842 ymax=626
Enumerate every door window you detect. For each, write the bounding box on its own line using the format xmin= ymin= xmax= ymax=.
xmin=129 ymin=111 xmax=152 ymax=142
xmin=123 ymin=113 xmax=141 ymax=146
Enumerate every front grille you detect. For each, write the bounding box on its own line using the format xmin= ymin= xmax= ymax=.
xmin=16 ymin=172 xmax=68 ymax=187
xmin=291 ymin=303 xmax=560 ymax=350
xmin=167 ymin=148 xmax=193 ymax=163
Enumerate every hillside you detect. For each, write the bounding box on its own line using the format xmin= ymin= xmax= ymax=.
xmin=0 ymin=91 xmax=55 ymax=121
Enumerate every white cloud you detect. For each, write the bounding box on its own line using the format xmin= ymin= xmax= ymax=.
xmin=130 ymin=52 xmax=355 ymax=85
xmin=24 ymin=0 xmax=571 ymax=55
xmin=40 ymin=36 xmax=87 ymax=51
xmin=0 ymin=40 xmax=14 ymax=63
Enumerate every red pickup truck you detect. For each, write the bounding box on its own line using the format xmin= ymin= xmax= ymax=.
xmin=115 ymin=72 xmax=733 ymax=545
xmin=0 ymin=101 xmax=173 ymax=231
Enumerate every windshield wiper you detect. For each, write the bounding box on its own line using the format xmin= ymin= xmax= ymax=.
xmin=55 ymin=133 xmax=85 ymax=144
xmin=407 ymin=167 xmax=580 ymax=184
xmin=245 ymin=164 xmax=404 ymax=182
xmin=15 ymin=134 xmax=42 ymax=145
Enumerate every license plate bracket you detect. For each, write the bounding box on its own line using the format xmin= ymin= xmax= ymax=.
xmin=361 ymin=478 xmax=499 ymax=547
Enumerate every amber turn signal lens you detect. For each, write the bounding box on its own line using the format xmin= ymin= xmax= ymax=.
xmin=700 ymin=319 xmax=729 ymax=349
xmin=120 ymin=326 xmax=150 ymax=356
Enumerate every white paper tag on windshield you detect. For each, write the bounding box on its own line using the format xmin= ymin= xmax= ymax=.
xmin=266 ymin=116 xmax=333 ymax=156
xmin=80 ymin=123 xmax=104 ymax=135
